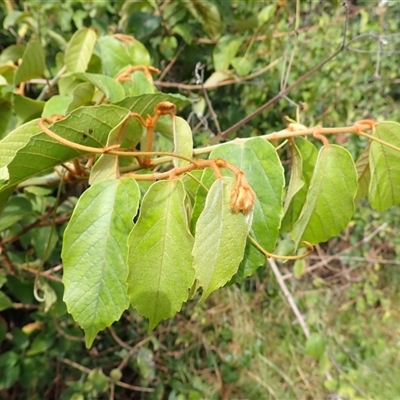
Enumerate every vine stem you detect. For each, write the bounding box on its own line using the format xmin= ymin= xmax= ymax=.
xmin=248 ymin=235 xmax=313 ymax=261
xmin=193 ymin=122 xmax=376 ymax=156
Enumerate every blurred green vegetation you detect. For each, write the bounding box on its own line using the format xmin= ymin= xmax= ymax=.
xmin=0 ymin=0 xmax=400 ymax=399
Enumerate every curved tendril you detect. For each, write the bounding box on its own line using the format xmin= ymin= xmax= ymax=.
xmin=248 ymin=235 xmax=314 ymax=260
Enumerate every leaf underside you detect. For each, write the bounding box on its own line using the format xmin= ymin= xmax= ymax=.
xmin=292 ymin=145 xmax=358 ymax=248
xmin=192 ymin=177 xmax=249 ymax=299
xmin=368 ymin=121 xmax=400 ymax=211
xmin=127 ymin=180 xmax=195 ymax=329
xmin=62 ymin=178 xmax=140 ymax=348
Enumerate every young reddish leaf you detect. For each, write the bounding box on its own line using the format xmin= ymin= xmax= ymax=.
xmin=62 ymin=177 xmax=140 ymax=348
xmin=64 ymin=27 xmax=97 ymax=73
xmin=127 ymin=180 xmax=195 ymax=329
xmin=192 ymin=177 xmax=249 ymax=299
xmin=292 ymin=145 xmax=358 ymax=248
xmin=369 ymin=121 xmax=400 ymax=211
xmin=14 ymin=40 xmax=45 ymax=85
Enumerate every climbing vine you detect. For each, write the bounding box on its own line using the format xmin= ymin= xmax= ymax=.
xmin=1 ymin=26 xmax=400 ymax=349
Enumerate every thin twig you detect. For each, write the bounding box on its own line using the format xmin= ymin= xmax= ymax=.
xmin=59 ymin=358 xmax=154 ymax=393
xmin=154 ymin=58 xmax=281 ymax=90
xmin=282 ymin=222 xmax=389 ymax=280
xmin=117 ymin=336 xmax=153 ymax=370
xmin=195 ymin=62 xmax=221 ymax=135
xmin=268 ymin=258 xmax=310 ymax=338
xmin=37 ymin=66 xmax=66 ymax=101
xmin=213 ymin=3 xmax=351 ymax=141
xmin=158 ymin=42 xmax=186 ymax=82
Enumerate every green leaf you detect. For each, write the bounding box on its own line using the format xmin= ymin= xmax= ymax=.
xmin=192 ymin=177 xmax=249 ymax=299
xmin=42 ymin=82 xmax=95 ymax=118
xmin=0 ymin=351 xmax=20 ymax=389
xmin=116 ymin=93 xmax=189 ymax=114
xmin=72 ymin=73 xmax=125 ymax=102
xmin=231 ymin=241 xmax=265 ymax=284
xmin=126 ymin=39 xmax=151 ymax=66
xmin=14 ymin=40 xmax=45 ymax=85
xmin=0 ymin=44 xmax=25 ymax=64
xmin=62 ymin=177 xmax=140 ymax=348
xmin=0 ymin=291 xmax=13 ymax=312
xmin=31 ymin=226 xmax=59 ymax=261
xmin=281 ymin=138 xmax=318 ymax=232
xmin=42 ymin=95 xmax=73 ymax=118
xmin=204 ymin=70 xmax=234 ymax=88
xmin=160 ymin=36 xmax=178 ymax=60
xmin=183 ymin=0 xmax=222 ymax=39
xmin=0 ymin=196 xmax=33 ymax=232
xmin=97 ymin=36 xmax=151 ymax=77
xmin=124 ymin=70 xmax=155 ymax=96
xmin=97 ymin=36 xmax=132 ymax=77
xmin=25 ymin=331 xmax=54 ymax=356
xmin=293 ymin=258 xmax=307 ymax=278
xmin=292 ymin=145 xmax=358 ymax=248
xmin=173 ymin=116 xmax=193 ymax=167
xmin=191 ymin=168 xmax=215 ymax=233
xmin=213 ymin=35 xmax=244 ymax=71
xmin=208 ymin=138 xmax=284 ymax=280
xmin=368 ymin=121 xmax=400 ymax=211
xmin=127 ymin=180 xmax=195 ymax=329
xmin=231 ymin=57 xmax=253 ymax=77
xmin=64 ymin=27 xmax=97 ymax=73
xmin=89 ymin=114 xmax=129 ymax=184
xmin=88 ymin=369 xmax=109 ymax=393
xmin=0 ymin=98 xmax=12 ymax=139
xmin=355 ymin=145 xmax=370 ymax=199
xmin=67 ymin=82 xmax=95 ymax=112
xmin=257 ymin=5 xmax=277 ymax=26
xmin=13 ymin=94 xmax=45 ymax=124
xmin=0 ymin=105 xmax=131 ymax=211
xmin=305 ymin=333 xmax=326 ymax=360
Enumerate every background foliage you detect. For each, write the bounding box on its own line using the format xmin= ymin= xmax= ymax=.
xmin=1 ymin=1 xmax=400 ymax=399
